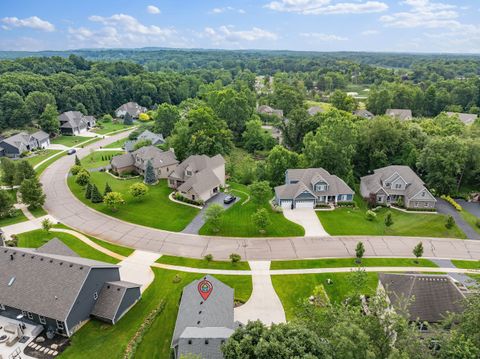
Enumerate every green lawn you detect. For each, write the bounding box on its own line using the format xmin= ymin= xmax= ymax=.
xmin=25 ymin=149 xmax=62 ymax=167
xmin=103 ymin=138 xmax=128 ymax=149
xmin=29 ymin=206 xmax=47 ymax=218
xmin=16 ymin=229 xmax=120 ymax=264
xmin=53 ymin=223 xmax=134 ymax=257
xmin=92 ymin=121 xmax=133 ymax=135
xmin=51 ymin=135 xmax=92 ymax=147
xmin=79 ymin=150 xmax=123 ymax=170
xmin=460 ymin=210 xmax=480 ymax=235
xmin=0 ymin=210 xmax=28 ymax=227
xmin=68 ymin=174 xmax=199 ymax=232
xmin=317 ymin=196 xmax=466 ymax=238
xmin=199 ymin=182 xmax=304 ymax=237
xmin=271 ymin=257 xmax=439 ymax=270
xmin=62 ymin=269 xmax=252 ymax=359
xmin=157 ymin=255 xmax=250 ymax=270
xmin=451 ymin=260 xmax=480 ymax=269
xmin=272 ymin=272 xmax=379 ymax=320
xmin=35 ymin=151 xmax=67 ymax=175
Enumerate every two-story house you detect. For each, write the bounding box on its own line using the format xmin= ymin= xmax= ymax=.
xmin=0 ymin=131 xmax=50 ymax=158
xmin=274 ymin=168 xmax=355 ymax=209
xmin=360 ymin=165 xmax=436 ymax=209
xmin=115 ymin=102 xmax=147 ymax=119
xmin=168 ymin=155 xmax=226 ymax=203
xmin=58 ymin=111 xmax=95 ymax=135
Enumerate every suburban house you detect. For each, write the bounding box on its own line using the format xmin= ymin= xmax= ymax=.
xmin=0 ymin=131 xmax=50 ymax=158
xmin=115 ymin=102 xmax=147 ymax=119
xmin=274 ymin=168 xmax=355 ymax=209
xmin=171 ymin=276 xmax=235 ymax=359
xmin=168 ymin=154 xmax=226 ymax=203
xmin=110 ymin=146 xmax=178 ymax=179
xmin=0 ymin=239 xmax=141 ymax=337
xmin=354 ymin=109 xmax=374 ymax=119
xmin=257 ymin=105 xmax=284 ymax=118
xmin=360 ymin=165 xmax=436 ymax=209
xmin=385 ymin=109 xmax=413 ymax=121
xmin=378 ymin=274 xmax=465 ymax=326
xmin=58 ymin=111 xmax=95 ymax=135
xmin=307 ymin=106 xmax=324 ymax=116
xmin=124 ymin=130 xmax=165 ymax=152
xmin=445 ymin=112 xmax=477 ymax=126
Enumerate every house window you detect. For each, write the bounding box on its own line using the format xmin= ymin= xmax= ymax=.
xmin=186 ymin=170 xmax=192 ymax=176
xmin=21 ymin=310 xmax=27 ymax=317
xmin=421 ymin=192 xmax=425 ymax=197
xmin=385 ymin=183 xmax=390 ymax=187
xmin=192 ymin=195 xmax=196 ymax=201
xmin=27 ymin=312 xmax=33 ymax=320
xmin=39 ymin=315 xmax=46 ymax=324
xmin=316 ymin=184 xmax=326 ymax=191
xmin=395 ymin=183 xmax=402 ymax=189
xmin=56 ymin=320 xmax=64 ymax=330
xmin=93 ymin=292 xmax=98 ymax=300
xmin=377 ymin=196 xmax=383 ymax=202
xmin=424 ymin=202 xmax=429 ymax=208
xmin=415 ymin=202 xmax=419 ymax=208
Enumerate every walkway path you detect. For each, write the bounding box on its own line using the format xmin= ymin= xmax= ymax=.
xmin=2 ymin=214 xmax=56 ymax=239
xmin=283 ymin=208 xmax=329 ymax=237
xmin=430 ymin=258 xmax=478 ymax=287
xmin=436 ymin=198 xmax=480 ymax=240
xmin=119 ymin=250 xmax=161 ymax=292
xmin=234 ymin=261 xmax=286 ymax=325
xmin=39 ymin=130 xmax=480 ymax=261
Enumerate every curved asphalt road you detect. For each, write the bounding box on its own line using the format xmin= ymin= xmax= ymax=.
xmin=40 ymin=131 xmax=480 ymax=261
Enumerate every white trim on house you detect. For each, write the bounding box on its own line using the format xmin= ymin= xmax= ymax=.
xmin=410 ymin=187 xmax=437 ymax=202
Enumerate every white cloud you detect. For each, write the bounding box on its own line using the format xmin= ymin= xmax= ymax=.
xmin=210 ymin=7 xmax=246 ymax=14
xmin=68 ymin=13 xmax=176 ymax=48
xmin=264 ymin=0 xmax=388 ymax=15
xmin=1 ymin=16 xmax=55 ymax=32
xmin=301 ymin=32 xmax=348 ymax=41
xmin=201 ymin=26 xmax=277 ymax=46
xmin=146 ymin=5 xmax=161 ymax=14
xmin=380 ymin=0 xmax=459 ymax=28
xmin=361 ymin=29 xmax=379 ymax=35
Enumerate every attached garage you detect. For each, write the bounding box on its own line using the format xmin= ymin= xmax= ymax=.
xmin=295 ymin=200 xmax=315 ymax=209
xmin=280 ymin=200 xmax=293 ymax=209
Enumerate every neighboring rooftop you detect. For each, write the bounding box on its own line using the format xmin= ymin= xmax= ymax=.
xmin=386 ymin=109 xmax=413 ymax=121
xmin=445 ymin=112 xmax=477 ymax=126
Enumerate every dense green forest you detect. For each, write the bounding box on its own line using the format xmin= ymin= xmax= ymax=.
xmin=0 ymin=50 xmax=479 ymax=196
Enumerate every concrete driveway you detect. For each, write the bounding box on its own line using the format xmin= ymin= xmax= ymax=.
xmin=457 ymin=200 xmax=480 ymax=218
xmin=436 ymin=198 xmax=480 ymax=240
xmin=283 ymin=208 xmax=329 ymax=237
xmin=181 ymin=192 xmax=238 ymax=234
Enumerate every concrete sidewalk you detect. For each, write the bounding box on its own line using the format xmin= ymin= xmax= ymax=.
xmin=119 ymin=250 xmax=161 ymax=292
xmin=234 ymin=261 xmax=286 ymax=325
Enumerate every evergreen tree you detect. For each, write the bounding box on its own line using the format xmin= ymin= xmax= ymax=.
xmin=144 ymin=160 xmax=156 ymax=185
xmin=104 ymin=182 xmax=112 ymax=196
xmin=90 ymin=184 xmax=103 ymax=203
xmin=85 ymin=182 xmax=92 ymax=199
xmin=123 ymin=112 xmax=133 ymax=125
xmin=75 ymin=155 xmax=81 ymax=166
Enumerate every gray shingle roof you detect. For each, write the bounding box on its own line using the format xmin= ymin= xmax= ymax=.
xmin=137 ymin=130 xmax=164 ymax=146
xmin=111 ymin=153 xmax=134 ymax=169
xmin=379 ymin=274 xmax=465 ymax=323
xmin=31 ymin=130 xmax=49 ymax=142
xmin=171 ymin=275 xmax=234 ymax=347
xmin=307 ymin=106 xmax=324 ymax=116
xmin=257 ymin=105 xmax=283 ymax=118
xmin=446 ymin=112 xmax=477 ymax=125
xmin=169 ymin=154 xmax=224 ymax=182
xmin=116 ymin=102 xmax=147 ymax=117
xmin=354 ymin=109 xmax=374 ymax=119
xmin=1 ymin=132 xmax=31 ymax=149
xmin=177 ymin=168 xmax=222 ymax=195
xmin=133 ymin=146 xmax=178 ymax=170
xmin=386 ymin=109 xmax=412 ymax=121
xmin=0 ymin=245 xmax=118 ymax=322
xmin=90 ymin=281 xmax=140 ymax=322
xmin=275 ymin=168 xmax=354 ymax=199
xmin=180 ymin=327 xmax=234 ymax=339
xmin=59 ymin=111 xmax=88 ymax=130
xmin=36 ymin=238 xmax=79 ymax=257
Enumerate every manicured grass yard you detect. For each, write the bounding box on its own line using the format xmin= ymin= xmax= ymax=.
xmin=92 ymin=121 xmax=133 ymax=135
xmin=271 ymin=257 xmax=439 ymax=270
xmin=51 ymin=135 xmax=92 ymax=147
xmin=29 ymin=206 xmax=47 ymax=218
xmin=25 ymin=149 xmax=62 ymax=167
xmin=272 ymin=272 xmax=379 ymax=320
xmin=460 ymin=210 xmax=480 ymax=235
xmin=317 ymin=196 xmax=466 ymax=238
xmin=157 ymin=255 xmax=250 ymax=270
xmin=16 ymin=229 xmax=120 ymax=264
xmin=62 ymin=269 xmax=252 ymax=359
xmin=199 ymin=182 xmax=304 ymax=237
xmin=68 ymin=173 xmax=199 ymax=232
xmin=35 ymin=151 xmax=67 ymax=174
xmin=451 ymin=260 xmax=480 ymax=269
xmin=0 ymin=210 xmax=28 ymax=227
xmin=80 ymin=150 xmax=123 ymax=170
xmin=103 ymin=137 xmax=128 ymax=149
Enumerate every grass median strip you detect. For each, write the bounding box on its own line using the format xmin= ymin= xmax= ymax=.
xmin=270 ymin=257 xmax=439 ymax=270
xmin=156 ymin=255 xmax=250 ymax=270
xmin=451 ymin=259 xmax=480 ymax=269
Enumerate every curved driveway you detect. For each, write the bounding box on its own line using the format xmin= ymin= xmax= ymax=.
xmin=41 ymin=131 xmax=480 ymax=261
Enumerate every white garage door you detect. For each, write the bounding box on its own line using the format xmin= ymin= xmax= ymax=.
xmin=281 ymin=200 xmax=292 ymax=209
xmin=295 ymin=200 xmax=315 ymax=208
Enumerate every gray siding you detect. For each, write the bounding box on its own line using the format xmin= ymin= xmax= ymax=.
xmin=114 ymin=287 xmax=141 ymax=324
xmin=0 ymin=141 xmax=21 ymax=157
xmin=65 ymin=267 xmax=120 ymax=335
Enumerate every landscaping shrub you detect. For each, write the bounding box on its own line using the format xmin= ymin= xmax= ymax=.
xmin=230 ymin=253 xmax=241 ymax=263
xmin=6 ymin=234 xmax=18 ymax=247
xmin=70 ymin=165 xmax=82 ymax=175
xmin=476 ymin=219 xmax=480 ymax=229
xmin=90 ymin=184 xmax=103 ymax=203
xmin=445 ymin=215 xmax=455 ymax=229
xmin=315 ymin=204 xmax=331 ymax=208
xmin=84 ymin=182 xmax=92 ymax=200
xmin=440 ymin=195 xmax=462 ymax=211
xmin=365 ymin=210 xmax=376 ymax=221
xmin=174 ymin=193 xmax=203 ymax=206
xmin=204 ymin=254 xmax=213 ymax=262
xmin=75 ymin=169 xmax=90 ymax=186
xmin=405 ymin=208 xmax=436 ymax=212
xmin=336 ymin=201 xmax=355 ymax=208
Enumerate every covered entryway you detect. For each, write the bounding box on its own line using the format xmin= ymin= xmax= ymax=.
xmin=295 ymin=200 xmax=315 ymax=209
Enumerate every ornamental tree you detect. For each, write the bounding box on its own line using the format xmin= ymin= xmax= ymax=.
xmin=75 ymin=169 xmax=90 ymax=186
xmin=203 ymin=203 xmax=225 ymax=232
xmin=90 ymin=184 xmax=103 ymax=203
xmin=104 ymin=182 xmax=112 ymax=196
xmin=84 ymin=182 xmax=92 ymax=200
xmin=103 ymin=192 xmax=125 ymax=212
xmin=413 ymin=242 xmax=424 ymax=263
xmin=19 ymin=177 xmax=46 ymax=209
xmin=252 ymin=208 xmax=271 ymax=233
xmin=248 ymin=181 xmax=271 ymax=205
xmin=144 ymin=160 xmax=156 ymax=185
xmin=355 ymin=241 xmax=365 ymax=264
xmin=0 ymin=190 xmax=14 ymax=218
xmin=129 ymin=182 xmax=148 ymax=200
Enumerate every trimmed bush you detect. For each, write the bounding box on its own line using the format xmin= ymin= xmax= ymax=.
xmin=441 ymin=195 xmax=462 ymax=211
xmin=365 ymin=210 xmax=377 ymax=221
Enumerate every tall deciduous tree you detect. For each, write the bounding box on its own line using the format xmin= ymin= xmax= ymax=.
xmin=0 ymin=191 xmax=14 ymax=218
xmin=264 ymin=145 xmax=302 ymax=187
xmin=14 ymin=161 xmax=36 ymax=185
xmin=330 ymin=90 xmax=358 ymax=112
xmin=248 ymin=181 xmax=271 ymax=204
xmin=153 ymin=103 xmax=180 ymax=137
xmin=39 ymin=103 xmax=60 ymax=134
xmin=0 ymin=158 xmax=16 ymax=188
xmin=272 ymin=84 xmax=305 ymax=117
xmin=19 ymin=177 xmax=46 ymax=209
xmin=203 ymin=203 xmax=225 ymax=232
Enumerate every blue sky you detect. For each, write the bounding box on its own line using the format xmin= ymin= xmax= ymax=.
xmin=0 ymin=0 xmax=479 ymax=53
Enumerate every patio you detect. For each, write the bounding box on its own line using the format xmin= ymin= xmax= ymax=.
xmin=0 ymin=315 xmax=43 ymax=359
